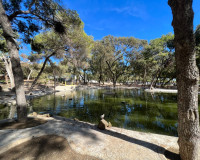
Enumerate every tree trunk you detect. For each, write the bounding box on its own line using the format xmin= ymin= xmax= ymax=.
xmin=30 ymin=52 xmax=55 ymax=91
xmin=53 ymin=72 xmax=56 ymax=92
xmin=27 ymin=69 xmax=33 ymax=81
xmin=143 ymin=66 xmax=147 ymax=87
xmin=5 ymin=74 xmax=8 ymax=85
xmin=0 ymin=1 xmax=27 ymax=122
xmin=3 ymin=57 xmax=15 ymax=89
xmin=98 ymin=75 xmax=101 ymax=86
xmin=113 ymin=78 xmax=116 ymax=88
xmin=168 ymin=0 xmax=200 ymax=160
xmin=83 ymin=70 xmax=86 ymax=84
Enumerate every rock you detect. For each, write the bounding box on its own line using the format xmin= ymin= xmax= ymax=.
xmin=108 ymin=122 xmax=112 ymax=127
xmin=32 ymin=112 xmax=37 ymax=117
xmin=98 ymin=119 xmax=108 ymax=130
xmin=74 ymin=118 xmax=79 ymax=121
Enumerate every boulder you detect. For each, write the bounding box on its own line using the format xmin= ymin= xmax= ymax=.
xmin=98 ymin=119 xmax=108 ymax=130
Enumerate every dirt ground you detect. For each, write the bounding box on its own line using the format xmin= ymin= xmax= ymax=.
xmin=0 ymin=116 xmax=182 ymax=160
xmin=0 ymin=118 xmax=47 ymax=129
xmin=0 ymin=135 xmax=100 ymax=160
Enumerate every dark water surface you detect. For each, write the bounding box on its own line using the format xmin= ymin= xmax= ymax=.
xmin=32 ymin=89 xmax=179 ymax=136
xmin=1 ymin=89 xmax=200 ymax=136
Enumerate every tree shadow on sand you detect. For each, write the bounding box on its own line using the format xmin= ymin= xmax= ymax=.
xmin=0 ymin=135 xmax=99 ymax=160
xmin=63 ymin=118 xmax=181 ymax=160
xmin=0 ymin=116 xmax=180 ymax=160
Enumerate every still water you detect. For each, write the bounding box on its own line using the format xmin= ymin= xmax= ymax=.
xmin=1 ymin=89 xmax=199 ymax=136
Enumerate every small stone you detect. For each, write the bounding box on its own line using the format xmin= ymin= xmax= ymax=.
xmin=98 ymin=119 xmax=108 ymax=130
xmin=108 ymin=122 xmax=112 ymax=127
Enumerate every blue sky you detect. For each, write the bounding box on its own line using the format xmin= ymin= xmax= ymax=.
xmin=62 ymin=0 xmax=200 ymax=41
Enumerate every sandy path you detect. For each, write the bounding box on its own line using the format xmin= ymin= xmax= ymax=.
xmin=0 ymin=116 xmax=179 ymax=160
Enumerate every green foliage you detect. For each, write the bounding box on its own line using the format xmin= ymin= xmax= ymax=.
xmin=135 ymin=33 xmax=175 ymax=86
xmin=90 ymin=35 xmax=147 ymax=85
xmin=2 ymin=0 xmax=81 ymax=43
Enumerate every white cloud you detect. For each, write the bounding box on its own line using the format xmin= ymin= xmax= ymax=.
xmin=110 ymin=6 xmax=148 ymax=19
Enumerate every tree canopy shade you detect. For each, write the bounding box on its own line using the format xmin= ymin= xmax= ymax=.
xmin=0 ymin=0 xmax=81 ymax=122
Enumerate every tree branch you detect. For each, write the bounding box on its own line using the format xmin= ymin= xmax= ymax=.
xmin=8 ymin=10 xmax=30 ymax=21
xmin=8 ymin=0 xmax=37 ymax=21
xmin=29 ymin=51 xmax=57 ymax=92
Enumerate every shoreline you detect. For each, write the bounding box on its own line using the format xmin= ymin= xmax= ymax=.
xmin=0 ymin=85 xmax=141 ymax=107
xmin=145 ymin=88 xmax=178 ymax=93
xmin=0 ymin=85 xmax=181 ymax=108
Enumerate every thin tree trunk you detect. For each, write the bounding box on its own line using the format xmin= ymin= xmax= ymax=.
xmin=27 ymin=69 xmax=33 ymax=81
xmin=0 ymin=1 xmax=27 ymax=122
xmin=29 ymin=52 xmax=56 ymax=91
xmin=143 ymin=66 xmax=147 ymax=87
xmin=83 ymin=70 xmax=86 ymax=84
xmin=3 ymin=57 xmax=15 ymax=89
xmin=98 ymin=74 xmax=101 ymax=86
xmin=5 ymin=74 xmax=8 ymax=85
xmin=113 ymin=78 xmax=116 ymax=88
xmin=54 ymin=74 xmax=56 ymax=91
xmin=169 ymin=0 xmax=200 ymax=160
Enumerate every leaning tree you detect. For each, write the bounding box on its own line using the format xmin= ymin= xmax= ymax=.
xmin=168 ymin=0 xmax=200 ymax=159
xmin=0 ymin=0 xmax=80 ymax=122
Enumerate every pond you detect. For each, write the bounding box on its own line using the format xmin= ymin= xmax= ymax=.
xmin=1 ymin=89 xmax=200 ymax=136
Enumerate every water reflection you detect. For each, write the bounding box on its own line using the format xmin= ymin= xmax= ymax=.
xmin=29 ymin=89 xmax=180 ymax=136
xmin=1 ymin=89 xmax=199 ymax=136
